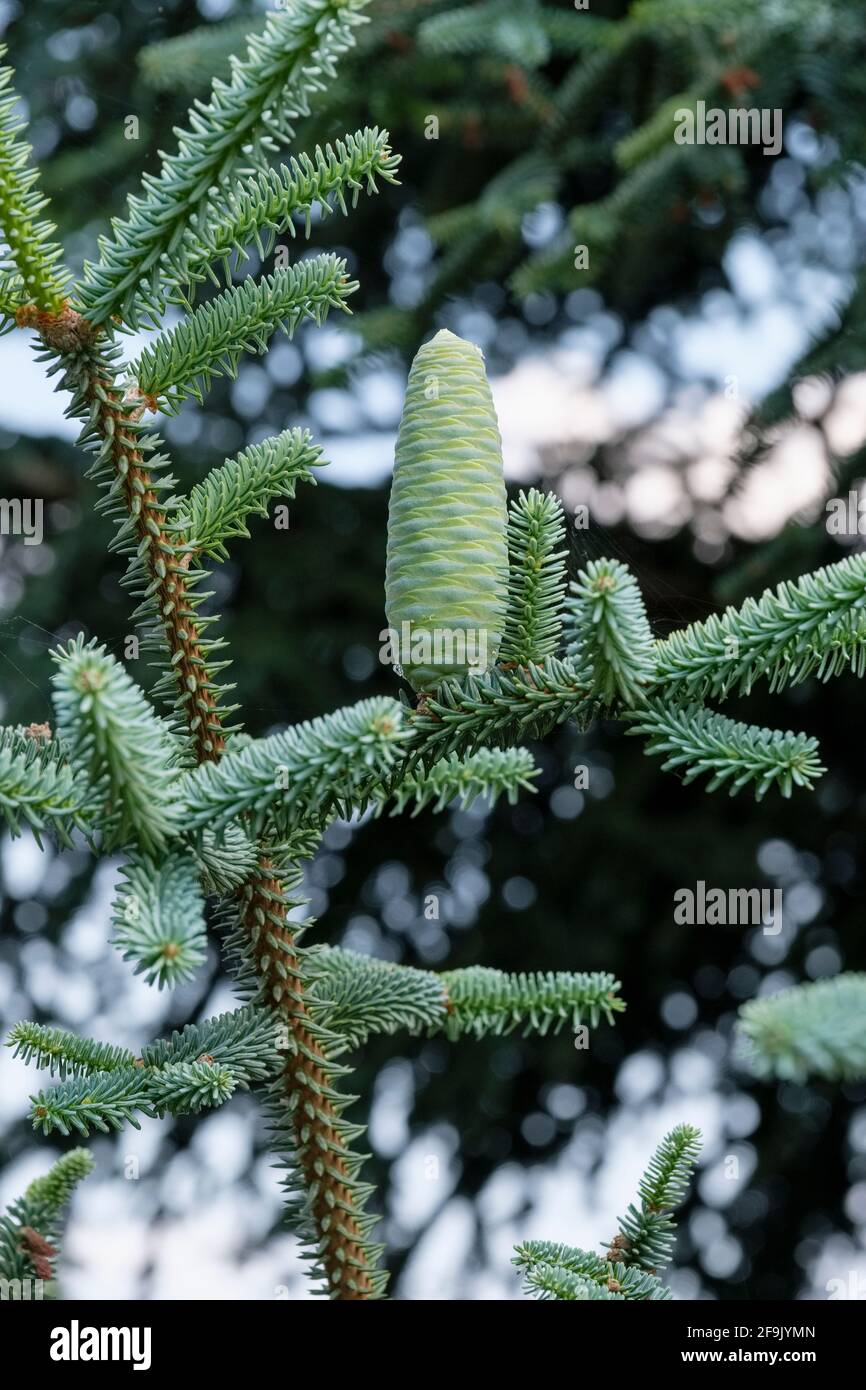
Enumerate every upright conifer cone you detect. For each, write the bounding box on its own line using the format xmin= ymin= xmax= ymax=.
xmin=385 ymin=329 xmax=508 ymax=692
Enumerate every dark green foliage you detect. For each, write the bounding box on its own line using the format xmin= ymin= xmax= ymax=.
xmin=77 ymin=1 xmax=372 ymax=326
xmin=565 ymin=558 xmax=655 ymax=707
xmin=0 ymin=727 xmax=92 ymax=847
xmin=175 ymin=428 xmax=324 ymax=561
xmin=111 ymin=850 xmax=208 ymax=990
xmin=407 ymin=656 xmax=593 ymax=763
xmin=514 ymin=1123 xmax=701 ymax=1300
xmin=51 ymin=638 xmax=181 ymax=855
xmin=0 ymin=49 xmax=69 ymax=318
xmin=653 ymin=551 xmax=866 ymax=702
xmin=628 ymin=700 xmax=825 ymax=800
xmin=27 ymin=1063 xmax=236 ymax=1136
xmin=194 ymin=821 xmax=261 ymax=893
xmin=303 ymin=946 xmax=625 ymax=1049
xmin=738 ymin=975 xmax=866 ymax=1082
xmin=303 ymin=946 xmax=449 ymax=1052
xmin=614 ymin=1123 xmax=702 ymax=1273
xmin=139 ymin=1005 xmax=280 ymax=1083
xmin=514 ymin=1243 xmax=672 ymax=1301
xmin=8 ymin=1023 xmax=136 ymax=1078
xmin=385 ymin=746 xmax=540 ymax=815
xmin=161 ymin=127 xmax=399 ymax=309
xmin=20 ymin=1005 xmax=280 ymax=1137
xmin=442 ymin=964 xmax=625 ymax=1039
xmin=0 ymin=1150 xmax=93 ymax=1290
xmin=134 ymin=255 xmax=357 ymax=412
xmin=500 ymin=489 xmax=569 ymax=666
xmin=178 ymin=696 xmax=409 ymax=833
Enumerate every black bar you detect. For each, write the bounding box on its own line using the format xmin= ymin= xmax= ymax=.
xmin=1 ymin=1294 xmax=855 ymax=1374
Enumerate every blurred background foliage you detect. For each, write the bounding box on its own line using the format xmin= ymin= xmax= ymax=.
xmin=1 ymin=0 xmax=866 ymax=1299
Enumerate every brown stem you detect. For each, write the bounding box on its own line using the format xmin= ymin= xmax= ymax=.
xmin=24 ymin=304 xmax=224 ymax=764
xmin=239 ymin=862 xmax=375 ymax=1299
xmin=27 ymin=303 xmax=375 ymax=1298
xmin=92 ymin=379 xmax=226 ymax=762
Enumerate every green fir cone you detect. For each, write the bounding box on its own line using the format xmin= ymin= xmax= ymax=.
xmin=384 ymin=329 xmax=508 ymax=693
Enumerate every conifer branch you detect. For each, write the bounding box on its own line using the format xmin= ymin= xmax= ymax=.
xmin=406 ymin=656 xmax=593 ymax=764
xmin=163 ymin=127 xmax=399 ymax=308
xmin=513 ymin=145 xmax=689 ymax=299
xmin=35 ymin=27 xmax=386 ymax=1296
xmin=442 ymin=965 xmax=625 ymax=1039
xmin=384 ymin=746 xmax=539 ymax=815
xmin=653 ymin=550 xmax=866 ymax=702
xmin=28 ymin=1061 xmax=237 ymax=1137
xmin=737 ymin=975 xmax=866 ymax=1082
xmin=305 ymin=949 xmax=625 ymax=1049
xmin=174 ymin=427 xmax=324 ymax=560
xmin=111 ymin=849 xmax=208 ymax=990
xmin=613 ymin=1123 xmax=701 ymax=1273
xmin=514 ymin=1244 xmax=671 ymax=1301
xmin=499 ymin=488 xmax=569 ymax=667
xmin=303 ymin=946 xmax=449 ymax=1052
xmin=627 ymin=699 xmax=825 ymax=800
xmin=139 ymin=1004 xmax=280 ymax=1083
xmin=512 ymin=1125 xmax=699 ymax=1300
xmin=77 ymin=0 xmax=373 ymax=326
xmin=9 ymin=1006 xmax=278 ymax=1094
xmin=26 ymin=1072 xmax=151 ymax=1136
xmin=0 ymin=1149 xmax=93 ymax=1287
xmin=51 ymin=638 xmax=181 ymax=853
xmin=517 ymin=1262 xmax=627 ymax=1300
xmin=133 ymin=255 xmax=357 ymax=413
xmin=194 ymin=821 xmax=261 ymax=893
xmin=16 ymin=1009 xmax=279 ymax=1138
xmin=564 ymin=557 xmax=654 ymax=706
xmin=179 ymin=696 xmax=409 ymax=833
xmin=19 ymin=1149 xmax=95 ymax=1215
xmin=7 ymin=1023 xmax=136 ymax=1079
xmin=10 ymin=3 xmax=861 ymax=1310
xmin=148 ymin=1061 xmax=238 ymax=1115
xmin=0 ymin=726 xmax=93 ymax=847
xmin=0 ymin=51 xmax=70 ymax=313
xmin=418 ymin=0 xmax=552 ymax=62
